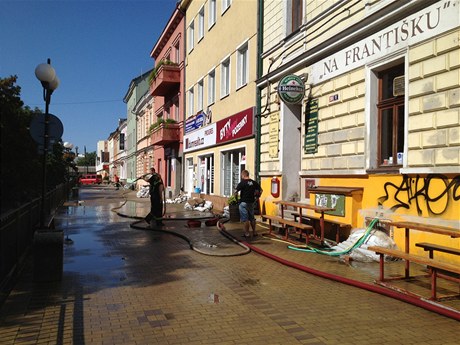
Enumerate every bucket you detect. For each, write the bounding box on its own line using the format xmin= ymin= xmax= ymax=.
xmin=194 ymin=187 xmax=201 ymax=193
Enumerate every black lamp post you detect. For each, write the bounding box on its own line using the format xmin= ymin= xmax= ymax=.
xmin=35 ymin=58 xmax=60 ymax=228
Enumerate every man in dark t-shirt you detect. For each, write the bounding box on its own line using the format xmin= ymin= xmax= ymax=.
xmin=234 ymin=170 xmax=262 ymax=238
xmin=145 ymin=167 xmax=164 ymax=227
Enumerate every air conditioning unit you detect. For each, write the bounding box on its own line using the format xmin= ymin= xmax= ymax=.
xmin=393 ymin=75 xmax=405 ymax=96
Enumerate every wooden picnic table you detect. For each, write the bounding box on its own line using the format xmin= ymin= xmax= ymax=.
xmin=273 ymin=200 xmax=334 ymax=244
xmin=388 ymin=221 xmax=460 ymax=278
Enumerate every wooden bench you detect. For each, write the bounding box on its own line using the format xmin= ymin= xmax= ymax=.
xmin=415 ymin=242 xmax=460 ymax=259
xmin=292 ymin=212 xmax=351 ymax=243
xmin=261 ymin=214 xmax=314 ymax=244
xmin=368 ymin=246 xmax=460 ymax=300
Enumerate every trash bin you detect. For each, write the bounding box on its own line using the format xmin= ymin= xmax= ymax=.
xmin=71 ymin=186 xmax=79 ymax=199
xmin=194 ymin=187 xmax=201 ymax=193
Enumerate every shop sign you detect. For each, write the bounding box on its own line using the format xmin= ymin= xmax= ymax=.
xmin=185 ymin=112 xmax=206 ymax=134
xmin=277 ymin=75 xmax=305 ymax=104
xmin=216 ymin=107 xmax=254 ymax=144
xmin=311 ymin=0 xmax=459 ymax=83
xmin=304 ymin=99 xmax=319 ymax=154
xmin=183 ymin=123 xmax=216 ymax=153
xmin=269 ymin=112 xmax=279 ymax=158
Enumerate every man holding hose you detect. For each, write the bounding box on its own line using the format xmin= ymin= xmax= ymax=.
xmin=145 ymin=167 xmax=164 ymax=227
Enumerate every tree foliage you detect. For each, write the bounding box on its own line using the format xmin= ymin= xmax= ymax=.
xmin=0 ymin=76 xmax=68 ymax=212
xmin=76 ymin=151 xmax=96 ymax=167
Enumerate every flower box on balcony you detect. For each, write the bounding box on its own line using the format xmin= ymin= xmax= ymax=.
xmin=150 ymin=64 xmax=180 ymax=97
xmin=150 ymin=123 xmax=181 ymax=145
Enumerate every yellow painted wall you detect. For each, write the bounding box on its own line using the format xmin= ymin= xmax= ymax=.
xmin=310 ymin=174 xmax=460 ymax=264
xmin=185 ymin=0 xmax=258 ymax=123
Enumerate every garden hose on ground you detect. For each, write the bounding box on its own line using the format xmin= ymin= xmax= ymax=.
xmin=111 ymin=190 xmax=250 ymax=257
xmin=288 ymin=218 xmax=379 ymax=256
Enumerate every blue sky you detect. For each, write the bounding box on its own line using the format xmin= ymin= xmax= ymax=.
xmin=0 ymin=0 xmax=177 ymax=152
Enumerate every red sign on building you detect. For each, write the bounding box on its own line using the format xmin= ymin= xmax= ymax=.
xmin=216 ymin=107 xmax=254 ymax=144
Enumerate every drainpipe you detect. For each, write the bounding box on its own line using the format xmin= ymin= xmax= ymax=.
xmin=255 ymin=0 xmax=264 ymax=183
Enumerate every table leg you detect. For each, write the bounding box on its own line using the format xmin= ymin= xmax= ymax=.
xmin=405 ymin=227 xmax=410 ymax=278
xmin=320 ymin=212 xmax=325 ymax=244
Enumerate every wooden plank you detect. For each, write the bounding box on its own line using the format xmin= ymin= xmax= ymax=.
xmin=389 ymin=221 xmax=460 ymax=238
xmin=415 ymin=242 xmax=460 ymax=256
xmin=292 ymin=213 xmax=351 ymax=228
xmin=273 ymin=200 xmax=334 ymax=212
xmin=261 ymin=215 xmax=313 ymax=230
xmin=367 ymin=246 xmax=460 ymax=274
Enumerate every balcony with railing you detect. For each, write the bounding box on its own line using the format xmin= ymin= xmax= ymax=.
xmin=150 ymin=64 xmax=180 ymax=97
xmin=149 ymin=123 xmax=181 ymax=145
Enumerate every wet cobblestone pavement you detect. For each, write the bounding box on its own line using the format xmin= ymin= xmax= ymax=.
xmin=0 ymin=186 xmax=459 ymax=345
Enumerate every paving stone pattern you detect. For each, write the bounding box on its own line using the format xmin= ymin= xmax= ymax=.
xmin=0 ymin=186 xmax=459 ymax=345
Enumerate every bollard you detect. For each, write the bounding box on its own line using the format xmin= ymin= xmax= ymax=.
xmin=33 ymin=229 xmax=64 ymax=282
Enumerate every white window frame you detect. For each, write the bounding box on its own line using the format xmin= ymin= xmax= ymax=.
xmin=220 ymin=57 xmax=230 ymax=98
xmin=188 ymin=87 xmax=195 ymax=116
xmin=236 ymin=41 xmax=249 ymax=89
xmin=208 ymin=69 xmax=216 ymax=105
xmin=198 ymin=6 xmax=205 ymax=42
xmin=188 ymin=20 xmax=195 ymax=52
xmin=222 ymin=0 xmax=232 ymax=15
xmin=197 ymin=79 xmax=204 ymax=112
xmin=209 ymin=0 xmax=216 ymax=28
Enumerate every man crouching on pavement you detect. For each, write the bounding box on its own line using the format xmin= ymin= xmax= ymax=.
xmin=144 ymin=167 xmax=165 ymax=227
xmin=234 ymin=170 xmax=262 ymax=238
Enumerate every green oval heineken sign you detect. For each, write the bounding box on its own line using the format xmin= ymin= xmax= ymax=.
xmin=277 ymin=75 xmax=305 ymax=104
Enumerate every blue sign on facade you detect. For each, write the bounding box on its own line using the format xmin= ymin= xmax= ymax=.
xmin=185 ymin=112 xmax=206 ymax=134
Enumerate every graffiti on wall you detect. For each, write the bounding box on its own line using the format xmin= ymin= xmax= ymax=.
xmin=378 ymin=174 xmax=460 ymax=216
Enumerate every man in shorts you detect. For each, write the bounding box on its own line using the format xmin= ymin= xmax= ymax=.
xmin=234 ymin=170 xmax=262 ymax=238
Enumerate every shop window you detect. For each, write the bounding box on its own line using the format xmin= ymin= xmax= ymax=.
xmin=222 ymin=148 xmax=245 ymax=196
xmin=377 ymin=63 xmax=405 ymax=168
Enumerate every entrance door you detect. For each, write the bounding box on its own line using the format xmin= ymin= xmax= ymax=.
xmin=198 ymin=155 xmax=214 ymax=194
xmin=185 ymin=158 xmax=194 ymax=195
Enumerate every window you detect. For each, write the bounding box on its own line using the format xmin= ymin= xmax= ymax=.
xmin=209 ymin=0 xmax=216 ymax=28
xmin=198 ymin=7 xmax=205 ymax=41
xmin=221 ymin=58 xmax=230 ymax=98
xmin=237 ymin=43 xmax=248 ymax=88
xmin=174 ymin=98 xmax=180 ymax=121
xmin=174 ymin=41 xmax=180 ymax=64
xmin=208 ymin=69 xmax=216 ymax=105
xmin=197 ymin=79 xmax=204 ymax=112
xmin=188 ymin=87 xmax=194 ymax=116
xmin=377 ymin=63 xmax=405 ymax=167
xmin=222 ymin=0 xmax=232 ymax=14
xmin=188 ymin=21 xmax=195 ymax=52
xmin=288 ymin=0 xmax=303 ymax=35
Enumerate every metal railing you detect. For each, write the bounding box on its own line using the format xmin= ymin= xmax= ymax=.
xmin=0 ymin=183 xmax=70 ymax=291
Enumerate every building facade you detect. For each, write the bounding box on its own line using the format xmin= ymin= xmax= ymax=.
xmin=149 ymin=5 xmax=186 ymax=199
xmin=134 ymin=91 xmax=154 ymax=189
xmin=111 ymin=118 xmax=127 ymax=182
xmin=258 ymin=0 xmax=460 ymax=263
xmin=182 ymin=0 xmax=258 ymax=196
xmin=123 ymin=70 xmax=152 ymax=184
xmin=95 ymin=140 xmax=109 ymax=179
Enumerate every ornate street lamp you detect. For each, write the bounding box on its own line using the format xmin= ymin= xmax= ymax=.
xmin=35 ymin=58 xmax=59 ymax=228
